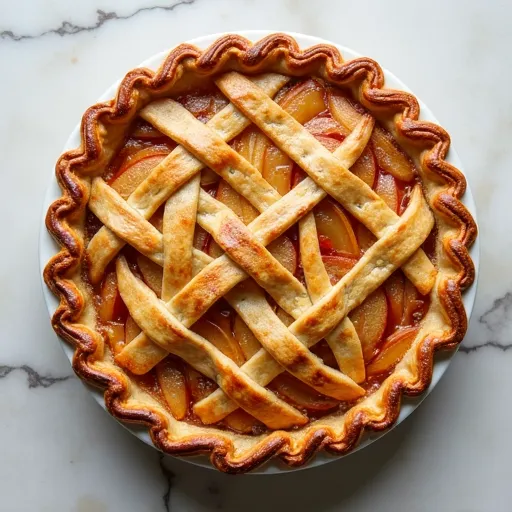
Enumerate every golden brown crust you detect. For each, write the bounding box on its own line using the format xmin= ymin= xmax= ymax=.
xmin=44 ymin=33 xmax=477 ymax=473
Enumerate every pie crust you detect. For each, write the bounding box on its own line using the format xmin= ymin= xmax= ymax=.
xmin=44 ymin=33 xmax=477 ymax=473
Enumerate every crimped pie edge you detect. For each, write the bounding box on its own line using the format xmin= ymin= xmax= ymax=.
xmin=43 ymin=33 xmax=477 ymax=473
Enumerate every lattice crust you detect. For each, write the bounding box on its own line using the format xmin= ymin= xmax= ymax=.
xmin=44 ymin=34 xmax=477 ymax=473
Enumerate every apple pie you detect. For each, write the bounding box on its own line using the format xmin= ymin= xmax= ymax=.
xmin=44 ymin=33 xmax=477 ymax=473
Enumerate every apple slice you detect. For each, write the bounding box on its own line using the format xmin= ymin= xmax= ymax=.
xmin=136 ymin=254 xmax=163 ymax=297
xmin=280 ymin=79 xmax=327 ymax=124
xmin=207 ymin=307 xmax=247 ymax=365
xmin=235 ymin=125 xmax=268 ymax=174
xmin=314 ymin=134 xmax=342 ymax=153
xmin=329 ymin=89 xmax=416 ymax=181
xmin=401 ymin=278 xmax=426 ymax=327
xmin=225 ymin=130 xmax=262 ymax=224
xmin=276 ymin=307 xmax=294 ymax=327
xmin=193 ymin=225 xmax=209 ymax=252
xmin=184 ymin=366 xmax=217 ymax=403
xmin=291 ymin=166 xmax=307 ymax=189
xmin=240 ymin=200 xmax=259 ymax=225
xmin=208 ymin=306 xmax=233 ymax=336
xmin=211 ymin=93 xmax=229 ymax=117
xmin=200 ymin=168 xmax=219 ymax=186
xmin=267 ymin=235 xmax=297 ymax=274
xmin=372 ymin=126 xmax=416 ymax=183
xmin=106 ymin=322 xmax=125 ymax=356
xmin=311 ymin=340 xmax=338 ymax=368
xmin=367 ymin=326 xmax=419 ymax=376
xmin=322 ymin=255 xmax=357 ymax=285
xmin=328 ymin=92 xmax=362 ymax=131
xmin=374 ymin=171 xmax=399 ymax=213
xmin=213 ymin=180 xmax=250 ymax=253
xmin=192 ymin=318 xmax=245 ymax=366
xmin=235 ymin=129 xmax=262 ymax=224
xmin=215 ymin=177 xmax=259 ymax=226
xmin=196 ymin=230 xmax=228 ymax=260
xmin=112 ymin=293 xmax=127 ymax=323
xmin=216 ymin=179 xmax=244 ymax=219
xmin=233 ymin=315 xmax=261 ymax=360
xmin=351 ymin=146 xmax=376 ymax=188
xmin=203 ymin=235 xmax=222 ymax=258
xmin=179 ymin=94 xmax=212 ymax=117
xmin=179 ymin=90 xmax=227 ymax=122
xmin=111 ymin=149 xmax=169 ymax=199
xmin=149 ymin=205 xmax=164 ymax=232
xmin=207 ymin=239 xmax=224 ymax=258
xmin=329 ymin=91 xmax=415 ymax=182
xmin=314 ymin=199 xmax=359 ymax=256
xmin=223 ymin=409 xmax=262 ymax=434
xmin=99 ymin=271 xmax=119 ymax=322
xmin=262 ymin=144 xmax=293 ymax=196
xmin=305 ymin=114 xmax=347 ymax=166
xmin=384 ymin=271 xmax=405 ymax=331
xmin=156 ymin=357 xmax=188 ymax=420
xmin=304 ymin=114 xmax=348 ymax=137
xmin=125 ymin=315 xmax=141 ymax=343
xmin=270 ymin=374 xmax=339 ymax=411
xmin=355 ymin=223 xmax=376 ymax=253
xmin=350 ymin=288 xmax=388 ymax=362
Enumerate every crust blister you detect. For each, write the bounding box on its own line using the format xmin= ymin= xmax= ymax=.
xmin=44 ymin=33 xmax=477 ymax=473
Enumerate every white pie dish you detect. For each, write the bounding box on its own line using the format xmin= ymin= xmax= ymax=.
xmin=39 ymin=30 xmax=480 ymax=473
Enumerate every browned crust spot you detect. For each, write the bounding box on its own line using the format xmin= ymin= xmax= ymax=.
xmin=44 ymin=33 xmax=477 ymax=474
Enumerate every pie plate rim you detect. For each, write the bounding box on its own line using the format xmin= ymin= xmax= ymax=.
xmin=38 ymin=30 xmax=480 ymax=474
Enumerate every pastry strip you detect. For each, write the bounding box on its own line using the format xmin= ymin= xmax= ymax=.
xmin=299 ymin=212 xmax=365 ymax=382
xmin=196 ymin=192 xmax=311 ymax=319
xmin=194 ymin=186 xmax=433 ymax=422
xmin=116 ymin=256 xmax=307 ymax=429
xmin=161 ymin=174 xmax=200 ymax=300
xmin=105 ymin=184 xmax=365 ymax=398
xmin=141 ymin=100 xmax=280 ymax=212
xmin=215 ymin=72 xmax=437 ymax=295
xmin=87 ymin=74 xmax=290 ymax=283
xmin=109 ymin=119 xmax=373 ymax=374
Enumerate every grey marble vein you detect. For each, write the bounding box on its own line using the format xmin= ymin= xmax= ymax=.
xmin=158 ymin=454 xmax=175 ymax=512
xmin=0 ymin=364 xmax=72 ymax=388
xmin=478 ymin=292 xmax=512 ymax=334
xmin=459 ymin=341 xmax=512 ymax=353
xmin=0 ymin=1 xmax=195 ymax=42
xmin=458 ymin=292 xmax=512 ymax=353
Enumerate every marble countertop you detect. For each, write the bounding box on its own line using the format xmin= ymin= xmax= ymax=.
xmin=1 ymin=0 xmax=510 ymax=510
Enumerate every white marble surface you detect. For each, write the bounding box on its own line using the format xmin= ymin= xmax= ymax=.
xmin=1 ymin=0 xmax=510 ymax=510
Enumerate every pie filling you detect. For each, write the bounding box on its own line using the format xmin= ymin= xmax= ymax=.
xmin=85 ymin=77 xmax=431 ymax=435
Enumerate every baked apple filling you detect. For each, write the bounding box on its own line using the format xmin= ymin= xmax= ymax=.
xmin=88 ymin=77 xmax=430 ymax=435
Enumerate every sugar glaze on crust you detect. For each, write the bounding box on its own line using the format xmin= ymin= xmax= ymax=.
xmin=44 ymin=33 xmax=477 ymax=473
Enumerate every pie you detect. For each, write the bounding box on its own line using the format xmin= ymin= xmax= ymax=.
xmin=44 ymin=33 xmax=477 ymax=473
